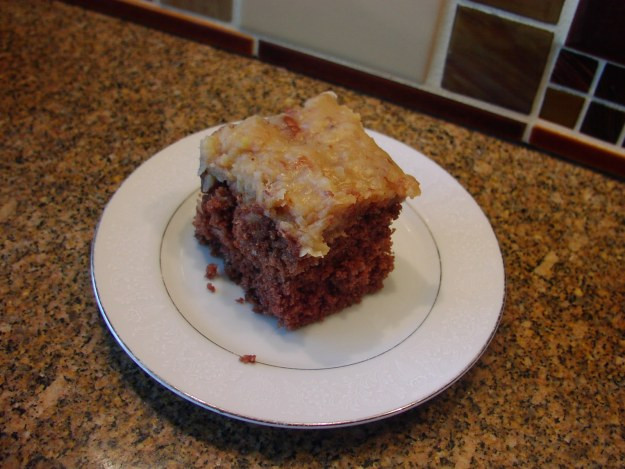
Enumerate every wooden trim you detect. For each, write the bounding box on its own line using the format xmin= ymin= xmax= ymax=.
xmin=530 ymin=125 xmax=625 ymax=178
xmin=61 ymin=0 xmax=254 ymax=56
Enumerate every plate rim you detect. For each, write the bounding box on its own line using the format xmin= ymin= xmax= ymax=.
xmin=90 ymin=126 xmax=506 ymax=428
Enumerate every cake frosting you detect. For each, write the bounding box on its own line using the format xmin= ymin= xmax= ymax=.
xmin=198 ymin=91 xmax=420 ymax=257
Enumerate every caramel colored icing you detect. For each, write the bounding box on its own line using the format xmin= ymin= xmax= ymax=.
xmin=199 ymin=92 xmax=420 ymax=256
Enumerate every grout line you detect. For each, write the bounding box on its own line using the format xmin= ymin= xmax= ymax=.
xmin=522 ymin=0 xmax=579 ymax=142
xmin=231 ymin=0 xmax=242 ymax=28
xmin=235 ymin=0 xmax=260 ymax=58
xmin=573 ymin=60 xmax=606 ymax=132
xmin=424 ymin=0 xmax=458 ymax=88
xmin=617 ymin=123 xmax=625 ymax=147
xmin=457 ymin=0 xmax=561 ymax=31
xmin=233 ymin=0 xmax=261 ymax=57
xmin=522 ymin=40 xmax=561 ymax=142
xmin=559 ymin=45 xmax=625 ymax=70
xmin=548 ymin=82 xmax=625 ymax=113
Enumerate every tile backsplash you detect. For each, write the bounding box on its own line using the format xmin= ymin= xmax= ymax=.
xmin=239 ymin=0 xmax=444 ymax=84
xmin=75 ymin=0 xmax=625 ymax=175
xmin=442 ymin=6 xmax=553 ymax=114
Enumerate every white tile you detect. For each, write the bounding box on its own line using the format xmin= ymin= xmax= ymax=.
xmin=239 ymin=0 xmax=445 ymax=84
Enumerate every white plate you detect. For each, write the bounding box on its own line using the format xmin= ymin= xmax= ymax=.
xmin=91 ymin=127 xmax=505 ymax=428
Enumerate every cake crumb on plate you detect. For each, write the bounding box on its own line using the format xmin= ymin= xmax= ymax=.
xmin=205 ymin=263 xmax=218 ymax=279
xmin=239 ymin=354 xmax=256 ymax=364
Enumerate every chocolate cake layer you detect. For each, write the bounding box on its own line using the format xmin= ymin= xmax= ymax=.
xmin=194 ymin=182 xmax=401 ymax=329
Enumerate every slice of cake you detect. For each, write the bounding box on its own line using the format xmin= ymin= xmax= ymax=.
xmin=193 ymin=92 xmax=420 ymax=329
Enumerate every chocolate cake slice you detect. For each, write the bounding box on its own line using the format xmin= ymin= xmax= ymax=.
xmin=193 ymin=92 xmax=420 ymax=329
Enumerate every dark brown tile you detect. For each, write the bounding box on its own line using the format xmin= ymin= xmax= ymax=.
xmin=442 ymin=6 xmax=553 ymax=114
xmin=61 ymin=0 xmax=252 ymax=55
xmin=539 ymin=88 xmax=585 ymax=128
xmin=595 ymin=64 xmax=625 ymax=107
xmin=580 ymin=102 xmax=625 ymax=144
xmin=566 ymin=0 xmax=625 ymax=65
xmin=530 ymin=126 xmax=625 ymax=177
xmin=471 ymin=0 xmax=564 ymax=24
xmin=550 ymin=49 xmax=597 ymax=93
xmin=162 ymin=0 xmax=232 ymax=22
xmin=258 ymin=41 xmax=525 ymax=141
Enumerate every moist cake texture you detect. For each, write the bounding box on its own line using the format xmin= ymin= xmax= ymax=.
xmin=194 ymin=92 xmax=420 ymax=329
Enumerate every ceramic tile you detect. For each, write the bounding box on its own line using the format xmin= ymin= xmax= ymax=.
xmin=566 ymin=0 xmax=625 ymax=65
xmin=595 ymin=64 xmax=625 ymax=107
xmin=550 ymin=49 xmax=597 ymax=93
xmin=162 ymin=0 xmax=232 ymax=21
xmin=471 ymin=0 xmax=564 ymax=24
xmin=580 ymin=102 xmax=625 ymax=144
xmin=539 ymin=88 xmax=584 ymax=128
xmin=240 ymin=0 xmax=444 ymax=84
xmin=258 ymin=41 xmax=526 ymax=140
xmin=443 ymin=6 xmax=553 ymax=113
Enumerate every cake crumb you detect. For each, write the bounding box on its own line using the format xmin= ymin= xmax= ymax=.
xmin=206 ymin=282 xmax=216 ymax=293
xmin=235 ymin=297 xmax=246 ymax=304
xmin=205 ymin=263 xmax=218 ymax=279
xmin=239 ymin=354 xmax=256 ymax=364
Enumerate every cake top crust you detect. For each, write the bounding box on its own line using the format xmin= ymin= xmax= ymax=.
xmin=198 ymin=92 xmax=420 ymax=257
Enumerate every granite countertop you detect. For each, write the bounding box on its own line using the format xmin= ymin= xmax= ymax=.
xmin=2 ymin=1 xmax=624 ymax=467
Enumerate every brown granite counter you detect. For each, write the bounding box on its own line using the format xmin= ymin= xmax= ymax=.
xmin=1 ymin=1 xmax=624 ymax=467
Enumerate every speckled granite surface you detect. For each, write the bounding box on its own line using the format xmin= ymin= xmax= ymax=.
xmin=2 ymin=1 xmax=624 ymax=467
